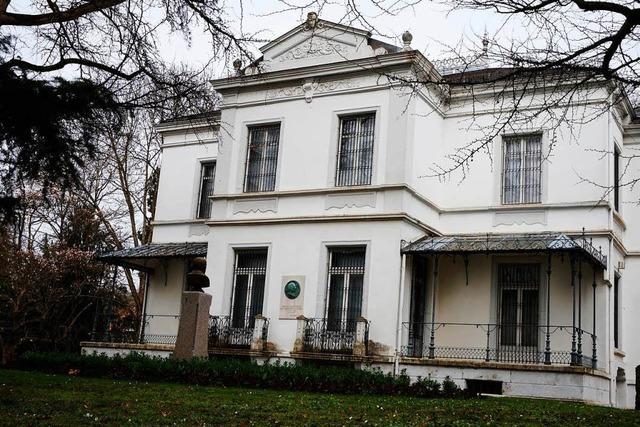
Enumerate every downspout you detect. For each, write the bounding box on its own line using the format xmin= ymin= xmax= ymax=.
xmin=394 ymin=252 xmax=407 ymax=376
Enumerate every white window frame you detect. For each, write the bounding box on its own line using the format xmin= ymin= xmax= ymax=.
xmin=323 ymin=246 xmax=367 ymax=330
xmin=335 ymin=113 xmax=376 ymax=187
xmin=196 ymin=161 xmax=216 ymax=219
xmin=243 ymin=123 xmax=281 ymax=193
xmin=501 ymin=134 xmax=543 ymax=205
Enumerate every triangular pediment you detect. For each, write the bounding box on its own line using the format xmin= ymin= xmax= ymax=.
xmin=256 ymin=18 xmax=395 ymax=72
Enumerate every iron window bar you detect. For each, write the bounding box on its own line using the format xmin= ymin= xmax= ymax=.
xmin=229 ymin=249 xmax=268 ymax=332
xmin=244 ymin=124 xmax=280 ymax=193
xmin=196 ymin=161 xmax=216 ymax=219
xmin=324 ymin=247 xmax=366 ymax=333
xmin=335 ymin=113 xmax=375 ymax=187
xmin=502 ymin=134 xmax=542 ymax=205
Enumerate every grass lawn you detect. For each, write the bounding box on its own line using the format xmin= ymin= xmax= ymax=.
xmin=0 ymin=369 xmax=638 ymax=426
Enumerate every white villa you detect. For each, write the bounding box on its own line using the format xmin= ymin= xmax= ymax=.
xmin=83 ymin=14 xmax=640 ymax=408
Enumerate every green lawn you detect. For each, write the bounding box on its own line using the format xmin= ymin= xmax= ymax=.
xmin=0 ymin=369 xmax=638 ymax=426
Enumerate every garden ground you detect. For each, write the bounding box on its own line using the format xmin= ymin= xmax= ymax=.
xmin=0 ymin=369 xmax=638 ymax=426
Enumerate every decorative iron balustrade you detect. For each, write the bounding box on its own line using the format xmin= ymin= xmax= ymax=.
xmin=208 ymin=315 xmax=269 ymax=350
xmin=90 ymin=314 xmax=179 ymax=345
xmin=401 ymin=322 xmax=596 ymax=369
xmin=302 ymin=318 xmax=369 ymax=354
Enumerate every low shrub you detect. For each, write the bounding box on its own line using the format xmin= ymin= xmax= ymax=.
xmin=16 ymin=352 xmax=470 ymax=399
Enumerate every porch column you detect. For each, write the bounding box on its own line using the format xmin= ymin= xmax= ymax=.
xmin=592 ymin=266 xmax=598 ymax=369
xmin=570 ymin=255 xmax=577 ymax=365
xmin=428 ymin=255 xmax=439 ymax=359
xmin=577 ymin=256 xmax=583 ymax=364
xmin=545 ymin=252 xmax=552 ymax=364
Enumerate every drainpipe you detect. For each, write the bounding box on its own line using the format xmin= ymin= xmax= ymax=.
xmin=394 ymin=253 xmax=407 ymax=376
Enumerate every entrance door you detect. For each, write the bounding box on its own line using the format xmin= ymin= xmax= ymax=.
xmin=497 ymin=263 xmax=540 ymax=362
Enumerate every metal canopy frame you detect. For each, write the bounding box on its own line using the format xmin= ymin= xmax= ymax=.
xmin=97 ymin=242 xmax=208 ymax=273
xmin=402 ymin=231 xmax=604 ymax=368
xmin=401 ymin=232 xmax=606 ymax=269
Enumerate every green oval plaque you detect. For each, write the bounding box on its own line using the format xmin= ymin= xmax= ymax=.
xmin=284 ymin=280 xmax=301 ymax=299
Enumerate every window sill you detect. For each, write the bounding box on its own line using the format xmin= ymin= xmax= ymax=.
xmin=498 ymin=203 xmax=543 ymax=209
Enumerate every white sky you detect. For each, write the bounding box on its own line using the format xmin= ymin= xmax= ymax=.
xmin=161 ymin=1 xmax=506 ymax=75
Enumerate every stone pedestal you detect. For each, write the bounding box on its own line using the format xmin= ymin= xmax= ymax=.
xmin=353 ymin=317 xmax=369 ymax=357
xmin=293 ymin=315 xmax=308 ymax=353
xmin=250 ymin=315 xmax=267 ymax=352
xmin=173 ymin=291 xmax=212 ymax=360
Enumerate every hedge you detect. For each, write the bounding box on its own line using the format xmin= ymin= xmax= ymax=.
xmin=15 ymin=351 xmax=468 ymax=398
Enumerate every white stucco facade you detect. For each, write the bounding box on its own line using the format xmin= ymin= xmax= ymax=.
xmin=88 ymin=17 xmax=640 ymax=408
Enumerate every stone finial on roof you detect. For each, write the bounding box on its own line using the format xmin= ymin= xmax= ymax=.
xmin=482 ymin=28 xmax=489 ymax=55
xmin=402 ymin=30 xmax=413 ymax=51
xmin=233 ymin=58 xmax=243 ymax=76
xmin=305 ymin=11 xmax=319 ymax=30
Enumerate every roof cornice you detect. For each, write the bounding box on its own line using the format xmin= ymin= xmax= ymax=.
xmin=210 ymin=50 xmax=442 ymax=91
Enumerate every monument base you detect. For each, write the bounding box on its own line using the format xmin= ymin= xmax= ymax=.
xmin=173 ymin=291 xmax=212 ymax=360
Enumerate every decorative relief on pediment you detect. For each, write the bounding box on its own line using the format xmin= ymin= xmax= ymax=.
xmin=277 ymin=40 xmax=349 ymax=62
xmin=265 ymin=78 xmax=359 ymax=102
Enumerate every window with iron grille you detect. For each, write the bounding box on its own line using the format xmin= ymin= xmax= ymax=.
xmin=614 ymin=148 xmax=620 ymax=211
xmin=336 ymin=113 xmax=375 ymax=186
xmin=244 ymin=124 xmax=280 ymax=192
xmin=497 ymin=263 xmax=540 ymax=348
xmin=230 ymin=249 xmax=267 ymax=329
xmin=502 ymin=134 xmax=542 ymax=204
xmin=196 ymin=162 xmax=216 ymax=219
xmin=325 ymin=247 xmax=366 ymax=332
xmin=614 ymin=275 xmax=620 ymax=348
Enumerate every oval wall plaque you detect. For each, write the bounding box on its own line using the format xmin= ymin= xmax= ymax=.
xmin=284 ymin=280 xmax=301 ymax=299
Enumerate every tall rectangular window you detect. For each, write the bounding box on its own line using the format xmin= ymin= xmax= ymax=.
xmin=244 ymin=124 xmax=280 ymax=193
xmin=614 ymin=275 xmax=620 ymax=348
xmin=325 ymin=247 xmax=366 ymax=331
xmin=498 ymin=264 xmax=540 ymax=349
xmin=230 ymin=249 xmax=267 ymax=329
xmin=196 ymin=162 xmax=216 ymax=219
xmin=614 ymin=148 xmax=620 ymax=211
xmin=336 ymin=113 xmax=375 ymax=186
xmin=502 ymin=134 xmax=542 ymax=205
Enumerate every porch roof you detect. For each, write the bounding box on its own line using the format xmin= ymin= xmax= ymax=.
xmin=97 ymin=242 xmax=208 ymax=272
xmin=402 ymin=233 xmax=607 ymax=268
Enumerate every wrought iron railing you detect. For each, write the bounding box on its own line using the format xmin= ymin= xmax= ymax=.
xmin=302 ymin=318 xmax=368 ymax=354
xmin=401 ymin=322 xmax=596 ymax=368
xmin=90 ymin=314 xmax=179 ymax=345
xmin=208 ymin=315 xmax=269 ymax=350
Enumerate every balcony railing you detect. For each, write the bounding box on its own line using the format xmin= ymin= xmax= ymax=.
xmin=90 ymin=314 xmax=179 ymax=346
xmin=208 ymin=315 xmax=269 ymax=350
xmin=401 ymin=322 xmax=596 ymax=368
xmin=302 ymin=318 xmax=369 ymax=354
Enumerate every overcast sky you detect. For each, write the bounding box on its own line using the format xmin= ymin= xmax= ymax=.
xmin=162 ymin=1 xmax=506 ymax=76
